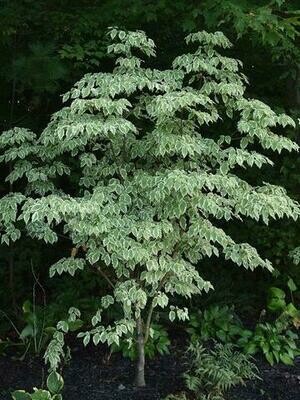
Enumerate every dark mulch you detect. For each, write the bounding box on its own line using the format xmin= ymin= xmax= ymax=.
xmin=0 ymin=343 xmax=300 ymax=400
xmin=0 ymin=343 xmax=186 ymax=400
xmin=228 ymin=357 xmax=300 ymax=400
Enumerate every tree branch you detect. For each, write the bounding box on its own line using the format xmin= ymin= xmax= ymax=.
xmin=93 ymin=264 xmax=115 ymax=289
xmin=144 ymin=272 xmax=170 ymax=343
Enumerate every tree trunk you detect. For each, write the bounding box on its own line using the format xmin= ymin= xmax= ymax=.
xmin=135 ymin=316 xmax=146 ymax=387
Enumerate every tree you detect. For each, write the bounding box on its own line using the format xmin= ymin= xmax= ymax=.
xmin=0 ymin=1 xmax=299 ymax=318
xmin=0 ymin=28 xmax=299 ymax=386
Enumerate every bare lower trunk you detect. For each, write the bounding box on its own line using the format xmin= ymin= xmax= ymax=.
xmin=135 ymin=316 xmax=146 ymax=387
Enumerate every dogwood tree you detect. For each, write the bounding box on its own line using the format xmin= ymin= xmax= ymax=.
xmin=0 ymin=28 xmax=299 ymax=386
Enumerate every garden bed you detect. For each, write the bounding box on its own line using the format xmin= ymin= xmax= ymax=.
xmin=0 ymin=343 xmax=300 ymax=400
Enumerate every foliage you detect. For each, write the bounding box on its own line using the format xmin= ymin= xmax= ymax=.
xmin=111 ymin=323 xmax=170 ymax=360
xmin=201 ymin=0 xmax=300 ymax=63
xmin=238 ymin=282 xmax=300 ymax=366
xmin=187 ymin=305 xmax=245 ymax=344
xmin=188 ymin=289 xmax=300 ymax=367
xmin=12 ymin=371 xmax=64 ymax=400
xmin=267 ymin=284 xmax=300 ymax=327
xmin=0 ymin=27 xmax=299 ymax=384
xmin=240 ymin=320 xmax=300 ymax=366
xmin=174 ymin=342 xmax=258 ymax=400
xmin=266 ymin=280 xmax=300 ymax=329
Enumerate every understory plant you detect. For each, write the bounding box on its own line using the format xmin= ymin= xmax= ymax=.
xmin=166 ymin=342 xmax=259 ymax=400
xmin=187 ymin=305 xmax=245 ymax=343
xmin=267 ymin=284 xmax=300 ymax=328
xmin=188 ymin=298 xmax=300 ymax=366
xmin=0 ymin=300 xmax=55 ymax=359
xmin=240 ymin=320 xmax=299 ymax=366
xmin=14 ymin=299 xmax=55 ymax=359
xmin=0 ymin=28 xmax=299 ymax=386
xmin=239 ymin=283 xmax=300 ymax=365
xmin=12 ymin=371 xmax=64 ymax=400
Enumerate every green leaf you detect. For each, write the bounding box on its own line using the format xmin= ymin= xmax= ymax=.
xmin=265 ymin=352 xmax=274 ymax=365
xmin=268 ymin=287 xmax=285 ymax=299
xmin=244 ymin=343 xmax=257 ymax=355
xmin=267 ymin=286 xmax=286 ymax=311
xmin=68 ymin=319 xmax=83 ymax=332
xmin=47 ymin=371 xmax=64 ymax=394
xmin=285 ymin=303 xmax=299 ymax=318
xmin=220 ymin=162 xmax=229 ymax=175
xmin=287 ymin=278 xmax=297 ymax=292
xmin=169 ymin=311 xmax=176 ymax=322
xmin=11 ymin=391 xmax=31 ymax=400
xmin=22 ymin=300 xmax=32 ymax=314
xmin=20 ymin=325 xmax=34 ymax=340
xmin=83 ymin=333 xmax=90 ymax=346
xmin=57 ymin=321 xmax=69 ymax=333
xmin=267 ymin=298 xmax=286 ymax=312
xmin=31 ymin=390 xmax=52 ymax=400
xmin=279 ymin=353 xmax=294 ymax=365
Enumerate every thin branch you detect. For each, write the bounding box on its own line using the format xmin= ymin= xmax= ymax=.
xmin=93 ymin=264 xmax=115 ymax=289
xmin=144 ymin=272 xmax=170 ymax=343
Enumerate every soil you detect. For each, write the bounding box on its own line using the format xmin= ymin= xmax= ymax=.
xmin=0 ymin=343 xmax=300 ymax=400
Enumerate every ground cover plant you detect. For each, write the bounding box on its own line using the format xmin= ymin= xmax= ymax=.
xmin=187 ymin=274 xmax=300 ymax=367
xmin=12 ymin=371 xmax=64 ymax=400
xmin=165 ymin=342 xmax=259 ymax=400
xmin=0 ymin=26 xmax=299 ymax=394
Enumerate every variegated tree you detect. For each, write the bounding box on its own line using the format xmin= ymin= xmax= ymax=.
xmin=0 ymin=29 xmax=299 ymax=386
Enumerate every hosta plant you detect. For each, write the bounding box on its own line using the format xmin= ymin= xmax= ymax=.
xmin=0 ymin=28 xmax=299 ymax=386
xmin=240 ymin=320 xmax=300 ymax=366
